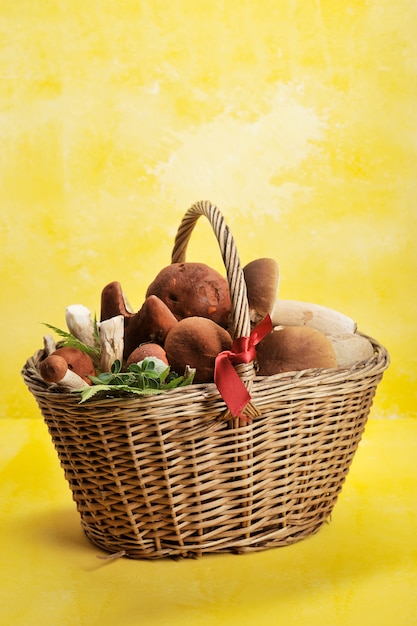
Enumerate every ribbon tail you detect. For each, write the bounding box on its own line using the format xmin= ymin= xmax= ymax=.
xmin=214 ymin=352 xmax=251 ymax=418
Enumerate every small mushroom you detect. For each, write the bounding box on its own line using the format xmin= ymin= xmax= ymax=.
xmin=51 ymin=346 xmax=96 ymax=382
xmin=256 ymin=325 xmax=337 ymax=375
xmin=243 ymin=258 xmax=280 ymax=326
xmin=124 ymin=295 xmax=178 ymax=359
xmin=39 ymin=354 xmax=90 ymax=390
xmin=146 ymin=262 xmax=232 ymax=328
xmin=164 ymin=316 xmax=233 ymax=383
xmin=126 ymin=343 xmax=169 ymax=367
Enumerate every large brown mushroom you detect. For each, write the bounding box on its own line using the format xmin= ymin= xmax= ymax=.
xmin=164 ymin=316 xmax=233 ymax=383
xmin=256 ymin=325 xmax=337 ymax=375
xmin=146 ymin=262 xmax=231 ymax=328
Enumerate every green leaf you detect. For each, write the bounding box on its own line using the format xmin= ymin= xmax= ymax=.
xmin=111 ymin=359 xmax=122 ymax=374
xmin=43 ymin=323 xmax=100 ymax=359
xmin=77 ymin=385 xmax=112 ymax=403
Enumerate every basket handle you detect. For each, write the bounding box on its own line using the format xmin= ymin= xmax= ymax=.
xmin=171 ymin=200 xmax=251 ymax=341
xmin=171 ymin=201 xmax=263 ymax=419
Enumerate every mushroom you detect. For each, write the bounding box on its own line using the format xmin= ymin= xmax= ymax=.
xmin=164 ymin=316 xmax=233 ymax=383
xmin=51 ymin=346 xmax=96 ymax=382
xmin=123 ymin=295 xmax=178 ymax=359
xmin=43 ymin=334 xmax=56 ymax=356
xmin=65 ymin=304 xmax=96 ymax=347
xmin=100 ymin=281 xmax=135 ymax=321
xmin=256 ymin=325 xmax=337 ymax=375
xmin=243 ymin=258 xmax=280 ymax=326
xmin=39 ymin=354 xmax=90 ymax=390
xmin=271 ymin=299 xmax=356 ymax=336
xmin=126 ymin=343 xmax=169 ymax=367
xmin=146 ymin=262 xmax=231 ymax=328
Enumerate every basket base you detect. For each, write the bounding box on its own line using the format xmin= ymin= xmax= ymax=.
xmin=81 ymin=515 xmax=329 ymax=560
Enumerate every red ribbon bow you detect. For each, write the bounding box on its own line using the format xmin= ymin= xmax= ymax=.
xmin=214 ymin=314 xmax=273 ymax=418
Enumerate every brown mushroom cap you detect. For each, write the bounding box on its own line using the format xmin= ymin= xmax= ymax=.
xmin=243 ymin=258 xmax=279 ymax=325
xmin=256 ymin=325 xmax=337 ymax=375
xmin=126 ymin=343 xmax=169 ymax=367
xmin=52 ymin=346 xmax=96 ymax=383
xmin=146 ymin=262 xmax=231 ymax=327
xmin=39 ymin=354 xmax=69 ymax=383
xmin=123 ymin=295 xmax=178 ymax=359
xmin=100 ymin=281 xmax=134 ymax=322
xmin=164 ymin=316 xmax=233 ymax=383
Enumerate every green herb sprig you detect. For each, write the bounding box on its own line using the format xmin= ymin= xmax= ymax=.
xmin=43 ymin=323 xmax=101 ymax=361
xmin=77 ymin=358 xmax=196 ymax=403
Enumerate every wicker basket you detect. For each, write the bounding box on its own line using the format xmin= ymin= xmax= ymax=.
xmin=22 ymin=201 xmax=389 ymax=559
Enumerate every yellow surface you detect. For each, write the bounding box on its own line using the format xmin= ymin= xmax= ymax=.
xmin=1 ymin=417 xmax=416 ymax=626
xmin=1 ymin=2 xmax=416 ymax=625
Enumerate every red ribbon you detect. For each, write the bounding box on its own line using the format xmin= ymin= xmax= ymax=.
xmin=214 ymin=314 xmax=273 ymax=418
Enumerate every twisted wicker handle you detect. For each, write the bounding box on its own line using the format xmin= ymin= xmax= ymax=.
xmin=171 ymin=200 xmax=251 ymax=341
xmin=171 ymin=200 xmax=257 ymax=398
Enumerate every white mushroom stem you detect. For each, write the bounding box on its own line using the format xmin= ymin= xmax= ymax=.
xmin=43 ymin=334 xmax=56 ymax=356
xmin=98 ymin=315 xmax=125 ymax=372
xmin=328 ymin=333 xmax=375 ymax=367
xmin=53 ymin=368 xmax=90 ymax=390
xmin=271 ymin=299 xmax=357 ymax=336
xmin=66 ymin=304 xmax=96 ymax=347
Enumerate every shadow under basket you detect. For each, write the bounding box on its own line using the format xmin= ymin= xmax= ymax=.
xmin=21 ymin=201 xmax=389 ymax=559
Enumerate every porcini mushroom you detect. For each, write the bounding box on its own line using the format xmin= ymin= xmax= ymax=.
xmin=146 ymin=262 xmax=231 ymax=327
xmin=100 ymin=281 xmax=135 ymax=321
xmin=39 ymin=354 xmax=90 ymax=390
xmin=164 ymin=316 xmax=233 ymax=383
xmin=52 ymin=346 xmax=96 ymax=382
xmin=126 ymin=343 xmax=169 ymax=367
xmin=243 ymin=258 xmax=280 ymax=326
xmin=256 ymin=325 xmax=337 ymax=375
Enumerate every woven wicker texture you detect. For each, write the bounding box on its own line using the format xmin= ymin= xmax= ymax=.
xmin=22 ymin=201 xmax=389 ymax=559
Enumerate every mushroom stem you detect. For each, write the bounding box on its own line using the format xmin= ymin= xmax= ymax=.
xmin=328 ymin=333 xmax=375 ymax=366
xmin=66 ymin=304 xmax=96 ymax=347
xmin=98 ymin=315 xmax=124 ymax=372
xmin=39 ymin=355 xmax=89 ymax=390
xmin=271 ymin=299 xmax=356 ymax=336
xmin=43 ymin=334 xmax=56 ymax=356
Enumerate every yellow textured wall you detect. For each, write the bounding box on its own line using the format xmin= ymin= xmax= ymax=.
xmin=1 ymin=1 xmax=416 ymax=419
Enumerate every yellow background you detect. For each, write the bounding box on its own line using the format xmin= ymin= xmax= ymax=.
xmin=1 ymin=0 xmax=416 ymax=420
xmin=1 ymin=2 xmax=416 ymax=625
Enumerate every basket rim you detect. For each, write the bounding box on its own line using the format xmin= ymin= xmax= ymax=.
xmin=22 ymin=330 xmax=389 ymax=417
